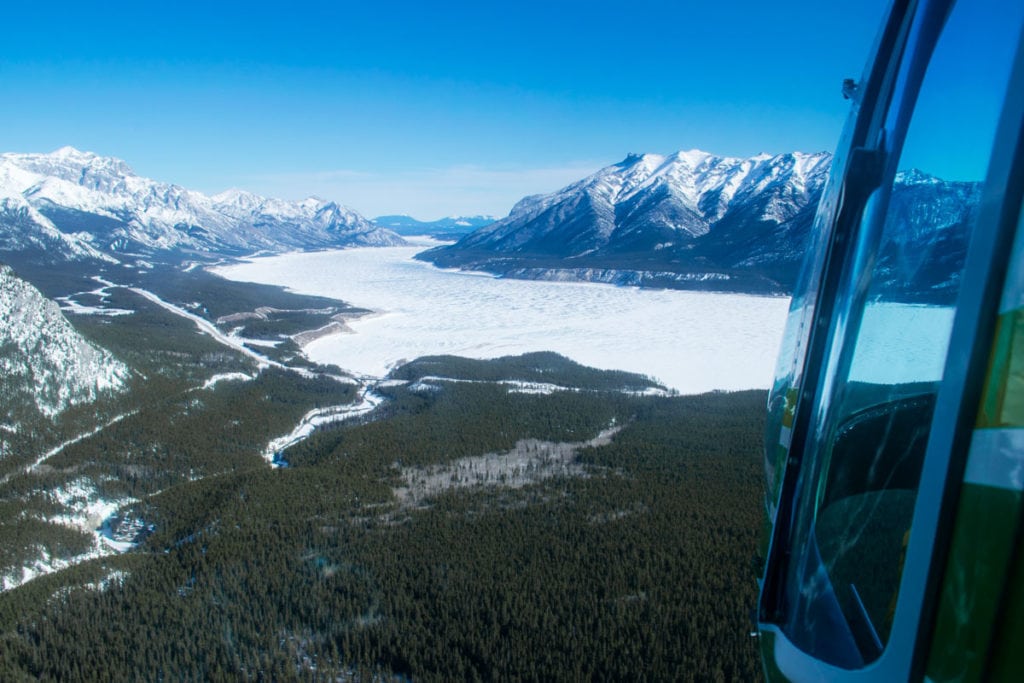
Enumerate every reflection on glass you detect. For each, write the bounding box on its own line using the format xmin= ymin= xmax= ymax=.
xmin=812 ymin=86 xmax=984 ymax=663
xmin=781 ymin=0 xmax=1021 ymax=668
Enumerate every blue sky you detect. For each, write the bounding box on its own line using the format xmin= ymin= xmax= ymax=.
xmin=2 ymin=1 xmax=888 ymax=219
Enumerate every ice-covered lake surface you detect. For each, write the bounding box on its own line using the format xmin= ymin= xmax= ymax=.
xmin=213 ymin=241 xmax=793 ymax=394
xmin=849 ymin=303 xmax=954 ymax=384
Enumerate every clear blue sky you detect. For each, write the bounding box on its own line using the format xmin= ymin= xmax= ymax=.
xmin=1 ymin=0 xmax=888 ymax=219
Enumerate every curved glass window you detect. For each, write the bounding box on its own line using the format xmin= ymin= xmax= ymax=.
xmin=779 ymin=0 xmax=1023 ymax=668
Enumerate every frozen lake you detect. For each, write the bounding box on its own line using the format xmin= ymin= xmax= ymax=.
xmin=213 ymin=240 xmax=792 ymax=394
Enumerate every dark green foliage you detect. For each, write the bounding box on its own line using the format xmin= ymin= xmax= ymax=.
xmin=391 ymin=351 xmax=662 ymax=392
xmin=124 ymin=267 xmax=368 ymax=365
xmin=24 ymin=366 xmax=356 ymax=500
xmin=290 ymin=380 xmax=630 ymax=470
xmin=0 ymin=257 xmax=113 ymax=299
xmin=227 ymin=310 xmax=348 ymax=341
xmin=0 ymin=518 xmax=93 ymax=570
xmin=0 ymin=378 xmax=767 ymax=681
xmin=133 ymin=266 xmax=365 ymax=322
xmin=72 ymin=289 xmax=256 ymax=382
xmin=0 ymin=285 xmax=358 ymax=588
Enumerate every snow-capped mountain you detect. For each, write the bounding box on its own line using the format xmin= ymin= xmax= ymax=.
xmin=419 ymin=150 xmax=833 ymax=293
xmin=419 ymin=151 xmax=980 ymax=296
xmin=0 ymin=147 xmax=404 ymax=262
xmin=0 ymin=188 xmax=116 ymax=263
xmin=1 ymin=264 xmax=129 ymax=436
xmin=374 ymin=214 xmax=497 ymax=236
xmin=211 ymin=188 xmax=401 ymax=247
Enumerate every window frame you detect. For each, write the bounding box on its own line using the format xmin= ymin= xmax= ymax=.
xmin=759 ymin=0 xmax=1024 ymax=679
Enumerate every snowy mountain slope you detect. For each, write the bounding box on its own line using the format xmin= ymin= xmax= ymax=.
xmin=419 ymin=152 xmax=978 ymax=296
xmin=0 ymin=147 xmax=404 ymax=261
xmin=0 ymin=264 xmax=129 ymax=434
xmin=212 ymin=189 xmax=401 ymax=248
xmin=0 ymin=187 xmax=116 ymax=263
xmin=419 ymin=150 xmax=833 ymax=293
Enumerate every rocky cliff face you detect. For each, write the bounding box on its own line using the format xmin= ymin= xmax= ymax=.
xmin=1 ymin=264 xmax=129 ymax=454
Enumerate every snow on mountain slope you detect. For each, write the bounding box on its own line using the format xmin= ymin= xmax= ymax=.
xmin=420 ymin=150 xmax=834 ymax=293
xmin=452 ymin=150 xmax=831 ymax=254
xmin=0 ymin=147 xmax=404 ymax=260
xmin=0 ymin=264 xmax=129 ymax=426
xmin=0 ymin=186 xmax=116 ymax=263
xmin=213 ymin=189 xmax=401 ymax=247
xmin=421 ymin=152 xmax=977 ymax=297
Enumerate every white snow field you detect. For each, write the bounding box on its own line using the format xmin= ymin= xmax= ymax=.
xmin=214 ymin=241 xmax=792 ymax=394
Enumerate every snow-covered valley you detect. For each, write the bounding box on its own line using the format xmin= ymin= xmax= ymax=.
xmin=0 ymin=237 xmax=956 ymax=598
xmin=214 ymin=240 xmax=793 ymax=394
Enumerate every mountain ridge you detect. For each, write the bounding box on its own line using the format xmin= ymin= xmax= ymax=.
xmin=0 ymin=147 xmax=405 ymax=263
xmin=373 ymin=214 xmax=496 ymax=236
xmin=417 ymin=150 xmax=834 ymax=294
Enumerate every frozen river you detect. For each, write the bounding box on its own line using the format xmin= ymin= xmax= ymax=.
xmin=213 ymin=240 xmax=792 ymax=394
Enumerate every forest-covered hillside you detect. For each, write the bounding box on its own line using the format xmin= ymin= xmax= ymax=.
xmin=0 ymin=344 xmax=766 ymax=681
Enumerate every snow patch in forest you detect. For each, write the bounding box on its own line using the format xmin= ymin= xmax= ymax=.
xmin=393 ymin=424 xmax=621 ymax=506
xmin=202 ymin=372 xmax=255 ymax=389
xmin=1 ymin=480 xmax=138 ymax=592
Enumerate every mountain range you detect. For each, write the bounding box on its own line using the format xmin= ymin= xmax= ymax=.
xmin=0 ymin=147 xmax=404 ymax=264
xmin=373 ymin=214 xmax=496 ymax=237
xmin=0 ymin=147 xmax=978 ymax=298
xmin=418 ymin=150 xmax=834 ymax=293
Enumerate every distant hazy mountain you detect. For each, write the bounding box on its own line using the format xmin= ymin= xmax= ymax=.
xmin=419 ymin=150 xmax=833 ymax=293
xmin=0 ymin=264 xmax=129 ymax=440
xmin=0 ymin=147 xmax=405 ymax=263
xmin=374 ymin=214 xmax=496 ymax=236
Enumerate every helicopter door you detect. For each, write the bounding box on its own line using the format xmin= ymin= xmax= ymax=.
xmin=759 ymin=0 xmax=1024 ymax=677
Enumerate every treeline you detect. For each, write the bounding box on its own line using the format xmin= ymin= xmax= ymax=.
xmin=289 ymin=379 xmax=633 ymax=471
xmin=0 ymin=373 xmax=767 ymax=681
xmin=131 ymin=266 xmax=363 ymax=323
xmin=391 ymin=352 xmax=662 ymax=392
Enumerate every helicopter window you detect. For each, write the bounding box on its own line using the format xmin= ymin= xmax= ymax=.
xmin=779 ymin=0 xmax=1023 ymax=668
